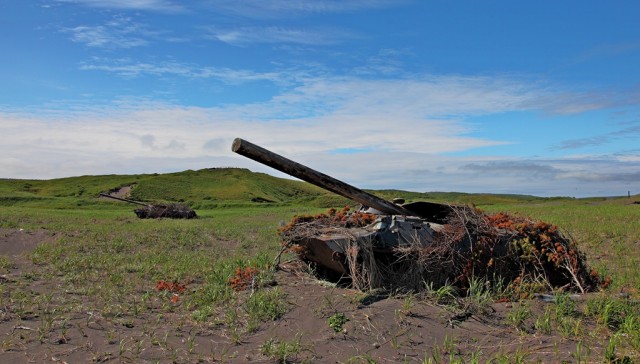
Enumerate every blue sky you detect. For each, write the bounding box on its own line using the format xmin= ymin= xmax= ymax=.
xmin=1 ymin=1 xmax=639 ymax=197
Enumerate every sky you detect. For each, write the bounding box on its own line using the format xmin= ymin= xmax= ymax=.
xmin=1 ymin=1 xmax=639 ymax=197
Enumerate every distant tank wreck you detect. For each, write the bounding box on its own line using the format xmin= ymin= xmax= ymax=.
xmin=99 ymin=193 xmax=197 ymax=219
xmin=232 ymin=137 xmax=606 ymax=294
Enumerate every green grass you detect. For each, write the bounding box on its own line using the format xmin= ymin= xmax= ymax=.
xmin=506 ymin=302 xmax=531 ymax=331
xmin=481 ymin=199 xmax=640 ymax=290
xmin=0 ymin=168 xmax=345 ymax=210
xmin=1 ymin=169 xmax=639 ymax=361
xmin=260 ymin=333 xmax=304 ymax=362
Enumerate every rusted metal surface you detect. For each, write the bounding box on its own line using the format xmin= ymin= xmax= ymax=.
xmin=300 ymin=235 xmax=350 ymax=274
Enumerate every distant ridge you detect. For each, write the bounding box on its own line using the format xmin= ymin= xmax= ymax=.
xmin=0 ymin=168 xmax=613 ymax=209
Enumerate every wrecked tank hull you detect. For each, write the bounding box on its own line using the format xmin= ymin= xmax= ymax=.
xmin=233 ymin=137 xmax=604 ymax=293
xmin=134 ymin=204 xmax=197 ymax=219
xmin=231 ymin=137 xmax=453 ymax=278
xmin=300 ymin=215 xmax=441 ymax=275
xmin=99 ymin=193 xmax=197 ymax=219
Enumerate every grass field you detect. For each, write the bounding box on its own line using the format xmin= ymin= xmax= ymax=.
xmin=0 ymin=169 xmax=638 ymax=362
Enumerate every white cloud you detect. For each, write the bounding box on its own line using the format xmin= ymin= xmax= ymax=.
xmin=79 ymin=58 xmax=284 ymax=83
xmin=57 ymin=0 xmax=184 ymax=12
xmin=64 ymin=16 xmax=157 ymax=49
xmin=2 ymin=75 xmax=637 ymax=197
xmin=0 ymin=75 xmax=519 ymax=177
xmin=203 ymin=0 xmax=399 ymax=18
xmin=205 ymin=26 xmax=353 ymax=46
xmin=352 ymin=48 xmax=407 ymax=76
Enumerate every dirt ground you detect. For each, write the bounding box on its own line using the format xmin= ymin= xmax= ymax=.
xmin=0 ymin=228 xmax=611 ymax=363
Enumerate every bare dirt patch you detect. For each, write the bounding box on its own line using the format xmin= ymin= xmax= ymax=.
xmin=102 ymin=185 xmax=134 ymax=199
xmin=0 ymin=229 xmax=59 ymax=257
xmin=0 ymin=231 xmax=615 ymax=363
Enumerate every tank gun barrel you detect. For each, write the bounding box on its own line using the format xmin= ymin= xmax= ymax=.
xmin=231 ymin=138 xmax=413 ymax=216
xmin=98 ymin=193 xmax=150 ymax=207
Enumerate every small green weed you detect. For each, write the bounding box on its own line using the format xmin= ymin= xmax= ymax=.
xmin=604 ymin=334 xmax=619 ymax=362
xmin=260 ymin=333 xmax=303 ymax=363
xmin=442 ymin=335 xmax=455 ymax=354
xmin=345 ymin=354 xmax=377 ymax=363
xmin=534 ymin=306 xmax=553 ymax=334
xmin=328 ymin=312 xmax=349 ymax=333
xmin=467 ymin=276 xmax=493 ymax=307
xmin=557 ymin=316 xmax=582 ymax=338
xmin=571 ymin=340 xmax=591 ymax=363
xmin=0 ymin=256 xmax=12 ymax=272
xmin=401 ymin=294 xmax=414 ymax=315
xmin=506 ymin=302 xmax=531 ymax=331
xmin=434 ymin=283 xmax=456 ymax=304
xmin=491 ymin=347 xmax=528 ymax=363
xmin=586 ymin=295 xmax=626 ymax=330
xmin=554 ymin=293 xmax=577 ymax=318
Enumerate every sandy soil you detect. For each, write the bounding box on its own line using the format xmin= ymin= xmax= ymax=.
xmin=0 ymin=228 xmax=609 ymax=363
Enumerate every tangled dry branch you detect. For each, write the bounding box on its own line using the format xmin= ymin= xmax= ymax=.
xmin=279 ymin=206 xmax=609 ymax=295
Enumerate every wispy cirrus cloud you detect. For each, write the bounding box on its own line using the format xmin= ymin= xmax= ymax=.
xmin=203 ymin=0 xmax=400 ymax=18
xmin=64 ymin=16 xmax=158 ymax=49
xmin=557 ymin=123 xmax=640 ymax=150
xmin=56 ymin=0 xmax=184 ymax=12
xmin=79 ymin=58 xmax=286 ymax=84
xmin=205 ymin=26 xmax=354 ymax=46
xmin=76 ymin=54 xmax=623 ymax=124
xmin=352 ymin=48 xmax=408 ymax=76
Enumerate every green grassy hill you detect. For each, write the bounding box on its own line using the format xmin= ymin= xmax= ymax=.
xmin=1 ymin=168 xmax=635 ymax=209
xmin=367 ymin=189 xmax=556 ymax=206
xmin=127 ymin=168 xmax=352 ymax=208
xmin=0 ymin=168 xmax=348 ymax=209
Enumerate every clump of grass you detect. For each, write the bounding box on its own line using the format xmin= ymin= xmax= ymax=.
xmin=554 ymin=293 xmax=577 ymax=318
xmin=506 ymin=302 xmax=531 ymax=332
xmin=425 ymin=282 xmax=456 ymax=305
xmin=604 ymin=334 xmax=620 ymax=363
xmin=584 ymin=294 xmax=640 ymax=359
xmin=427 ymin=335 xmax=458 ymax=362
xmin=585 ymin=295 xmax=626 ymax=330
xmin=491 ymin=347 xmax=529 ymax=364
xmin=224 ymin=306 xmax=242 ymax=344
xmin=400 ymin=294 xmax=414 ymax=315
xmin=244 ymin=287 xmax=288 ymax=331
xmin=260 ymin=333 xmax=304 ymax=363
xmin=557 ymin=316 xmax=582 ymax=338
xmin=0 ymin=256 xmax=12 ymax=273
xmin=467 ymin=276 xmax=493 ymax=307
xmin=571 ymin=341 xmax=592 ymax=363
xmin=534 ymin=306 xmax=553 ymax=334
xmin=191 ymin=305 xmax=212 ymax=323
